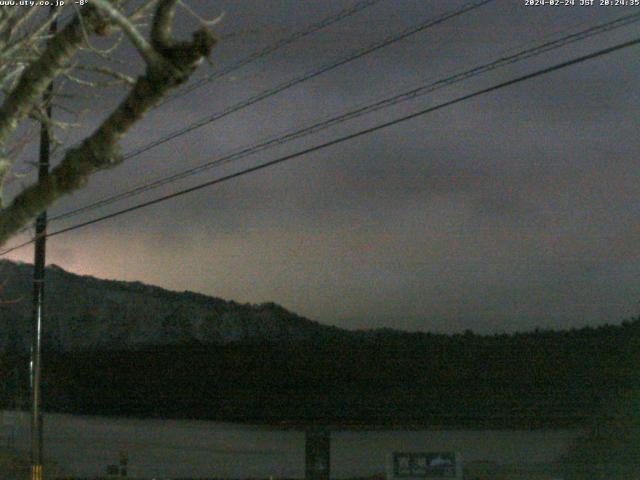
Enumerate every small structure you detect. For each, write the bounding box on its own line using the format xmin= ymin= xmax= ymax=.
xmin=105 ymin=451 xmax=128 ymax=478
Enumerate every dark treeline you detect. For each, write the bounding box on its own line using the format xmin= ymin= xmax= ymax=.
xmin=1 ymin=319 xmax=639 ymax=428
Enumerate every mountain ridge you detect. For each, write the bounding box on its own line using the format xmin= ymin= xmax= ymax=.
xmin=1 ymin=260 xmax=639 ymax=428
xmin=0 ymin=259 xmax=345 ymax=351
xmin=0 ymin=259 xmax=635 ymax=352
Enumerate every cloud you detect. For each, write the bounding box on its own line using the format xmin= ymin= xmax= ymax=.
xmin=6 ymin=0 xmax=639 ymax=334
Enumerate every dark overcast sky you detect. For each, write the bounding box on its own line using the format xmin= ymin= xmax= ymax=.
xmin=5 ymin=0 xmax=640 ymax=333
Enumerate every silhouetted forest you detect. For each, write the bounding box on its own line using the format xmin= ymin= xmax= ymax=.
xmin=1 ymin=319 xmax=638 ymax=428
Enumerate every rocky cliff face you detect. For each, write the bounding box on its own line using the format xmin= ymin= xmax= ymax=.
xmin=0 ymin=260 xmax=345 ymax=351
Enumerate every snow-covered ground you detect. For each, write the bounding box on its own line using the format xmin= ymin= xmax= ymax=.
xmin=0 ymin=410 xmax=581 ymax=478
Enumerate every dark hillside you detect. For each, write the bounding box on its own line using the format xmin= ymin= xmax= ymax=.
xmin=1 ymin=260 xmax=637 ymax=428
xmin=2 ymin=320 xmax=638 ymax=428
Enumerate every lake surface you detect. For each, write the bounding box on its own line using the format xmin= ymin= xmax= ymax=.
xmin=1 ymin=410 xmax=582 ymax=478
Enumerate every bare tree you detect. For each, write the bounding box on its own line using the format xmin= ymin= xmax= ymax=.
xmin=0 ymin=0 xmax=217 ymax=247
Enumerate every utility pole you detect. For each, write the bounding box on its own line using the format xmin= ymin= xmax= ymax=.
xmin=30 ymin=7 xmax=56 ymax=480
xmin=305 ymin=428 xmax=331 ymax=480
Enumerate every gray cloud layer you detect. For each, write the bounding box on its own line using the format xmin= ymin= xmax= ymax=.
xmin=5 ymin=0 xmax=640 ymax=333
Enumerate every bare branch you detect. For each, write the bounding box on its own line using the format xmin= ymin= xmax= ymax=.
xmin=91 ymin=0 xmax=161 ymax=65
xmin=178 ymin=0 xmax=224 ymax=28
xmin=151 ymin=0 xmax=178 ymax=49
xmin=0 ymin=0 xmax=217 ymax=245
xmin=73 ymin=64 xmax=135 ymax=86
xmin=0 ymin=6 xmax=110 ymax=149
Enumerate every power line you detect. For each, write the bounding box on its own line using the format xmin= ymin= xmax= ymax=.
xmin=40 ymin=0 xmax=382 ymax=168
xmin=1 ymin=34 xmax=638 ymax=257
xmin=31 ymin=0 xmax=492 ymax=219
xmin=64 ymin=0 xmax=383 ymax=99
xmin=46 ymin=10 xmax=640 ymax=225
xmin=163 ymin=0 xmax=384 ymax=106
xmin=118 ymin=0 xmax=494 ymax=162
xmin=7 ymin=0 xmax=490 ymax=227
xmin=2 ymin=0 xmax=494 ymax=247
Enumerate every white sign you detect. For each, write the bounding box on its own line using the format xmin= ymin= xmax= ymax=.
xmin=387 ymin=452 xmax=463 ymax=480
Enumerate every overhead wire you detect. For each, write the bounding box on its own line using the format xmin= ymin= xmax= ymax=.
xmin=28 ymin=0 xmax=382 ymax=171
xmin=117 ymin=0 xmax=495 ymax=162
xmin=44 ymin=9 xmax=640 ymax=225
xmin=162 ymin=0 xmax=385 ymax=106
xmin=3 ymin=0 xmax=493 ymax=242
xmin=2 ymin=34 xmax=639 ymax=257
